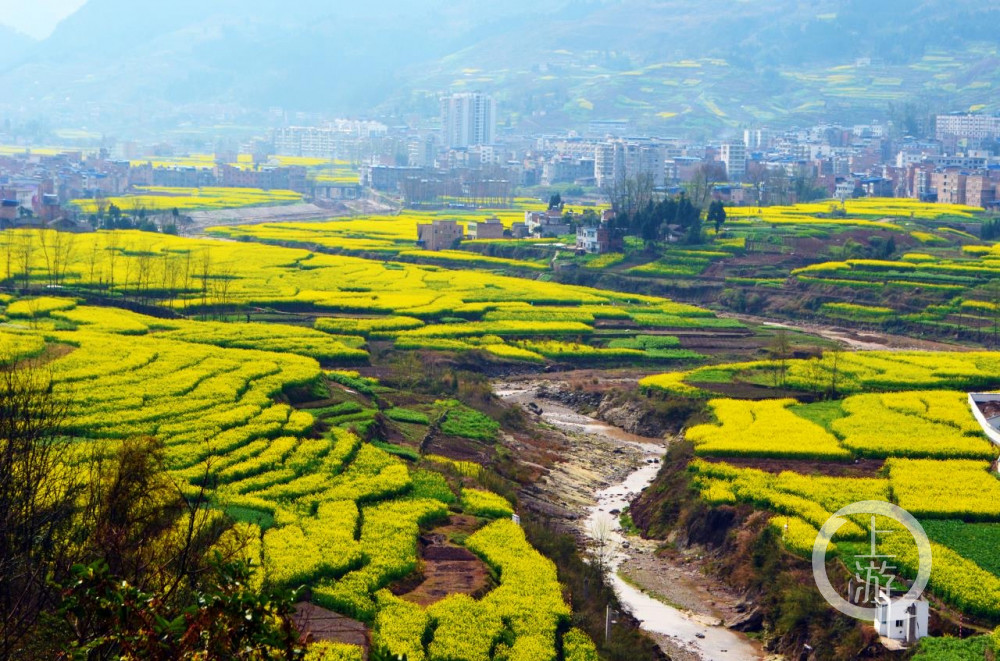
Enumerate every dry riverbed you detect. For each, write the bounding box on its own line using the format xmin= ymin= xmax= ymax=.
xmin=495 ymin=379 xmax=770 ymax=661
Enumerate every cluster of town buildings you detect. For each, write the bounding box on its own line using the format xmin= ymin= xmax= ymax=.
xmin=0 ymin=147 xmax=365 ymax=230
xmin=344 ymin=100 xmax=1000 ymax=211
xmin=3 ymin=93 xmax=1000 ymax=233
xmin=416 ymin=207 xmax=620 ymax=254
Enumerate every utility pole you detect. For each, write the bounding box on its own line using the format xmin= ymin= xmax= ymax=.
xmin=605 ymin=605 xmax=618 ymax=643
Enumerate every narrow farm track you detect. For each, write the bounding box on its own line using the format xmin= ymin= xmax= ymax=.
xmin=725 ymin=312 xmax=974 ymax=352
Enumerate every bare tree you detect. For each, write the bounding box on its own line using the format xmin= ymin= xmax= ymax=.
xmin=37 ymin=231 xmax=56 ymax=289
xmin=132 ymin=239 xmax=154 ymax=306
xmin=603 ymin=173 xmax=655 ymax=220
xmin=38 ymin=230 xmax=77 ymax=289
xmin=803 ymin=356 xmax=827 ymax=394
xmin=198 ymin=248 xmax=213 ymax=311
xmin=120 ymin=237 xmax=137 ymax=301
xmin=828 ymin=348 xmax=841 ymax=397
xmin=0 ymin=232 xmax=13 ymax=284
xmin=95 ymin=196 xmax=108 ymax=222
xmin=104 ymin=231 xmax=122 ymax=295
xmin=686 ymin=162 xmax=727 ymax=208
xmin=129 ymin=198 xmax=144 ymax=225
xmin=211 ymin=261 xmax=235 ymax=321
xmin=80 ymin=437 xmax=213 ymax=597
xmin=13 ymin=231 xmax=35 ymax=292
xmin=745 ymin=162 xmax=769 ymax=206
xmin=85 ymin=238 xmax=103 ymax=289
xmin=768 ymin=328 xmax=792 ymax=388
xmin=161 ymin=252 xmax=180 ymax=307
xmin=764 ymin=168 xmax=791 ymax=206
xmin=588 ymin=515 xmax=620 ymax=573
xmin=0 ymin=355 xmax=78 ymax=658
xmin=181 ymin=249 xmax=194 ymax=302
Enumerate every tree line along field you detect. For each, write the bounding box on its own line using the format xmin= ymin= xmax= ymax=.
xmin=640 ymin=351 xmax=1000 ymax=634
xmin=0 ymin=228 xmax=732 ymax=367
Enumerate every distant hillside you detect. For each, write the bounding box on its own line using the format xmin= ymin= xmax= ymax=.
xmin=2 ymin=0 xmax=998 ymax=133
xmin=0 ymin=24 xmax=35 ymax=69
xmin=391 ymin=0 xmax=1000 ymax=133
xmin=0 ymin=0 xmax=569 ymax=113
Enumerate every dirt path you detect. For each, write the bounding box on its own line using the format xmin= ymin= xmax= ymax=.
xmin=183 ymin=198 xmax=395 ymax=236
xmin=728 ymin=312 xmax=972 ymax=352
xmin=399 ymin=515 xmax=490 ymax=607
xmin=496 ymin=379 xmax=767 ymax=661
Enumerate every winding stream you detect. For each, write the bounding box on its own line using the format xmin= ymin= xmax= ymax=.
xmin=586 ymin=450 xmax=763 ymax=660
xmin=496 ymin=381 xmax=763 ymax=660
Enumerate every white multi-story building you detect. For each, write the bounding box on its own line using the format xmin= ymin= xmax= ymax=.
xmin=720 ymin=142 xmax=747 ymax=181
xmin=594 ymin=139 xmax=664 ymax=188
xmin=441 ymin=92 xmax=497 ymax=149
xmin=273 ymin=121 xmax=387 ymax=159
xmin=931 ymin=155 xmax=988 ymax=169
xmin=594 ymin=143 xmax=616 ymax=188
xmin=935 ymin=114 xmax=1000 ymax=141
xmin=743 ymin=128 xmax=774 ymax=152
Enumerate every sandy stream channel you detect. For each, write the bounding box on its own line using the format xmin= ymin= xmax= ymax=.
xmin=494 ymin=380 xmax=767 ymax=661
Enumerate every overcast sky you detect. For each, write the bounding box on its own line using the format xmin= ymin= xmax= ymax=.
xmin=0 ymin=0 xmax=86 ymax=38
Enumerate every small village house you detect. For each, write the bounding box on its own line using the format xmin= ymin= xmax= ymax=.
xmin=417 ymin=219 xmax=464 ymax=251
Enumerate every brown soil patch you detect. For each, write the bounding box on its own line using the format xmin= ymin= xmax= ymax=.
xmin=382 ymin=421 xmax=427 ymax=447
xmin=432 ymin=514 xmax=482 ymax=537
xmin=689 ymin=380 xmax=822 ymax=401
xmin=38 ymin=342 xmax=76 ymax=364
xmin=700 ymin=456 xmax=885 ymax=477
xmin=293 ymin=602 xmax=369 ymax=655
xmin=396 ymin=518 xmax=491 ymax=607
xmin=421 ymin=434 xmax=491 ymax=464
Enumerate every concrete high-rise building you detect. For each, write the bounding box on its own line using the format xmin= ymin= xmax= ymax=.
xmin=594 ymin=143 xmax=616 ymax=188
xmin=743 ymin=128 xmax=774 ymax=152
xmin=441 ymin=92 xmax=497 ymax=149
xmin=720 ymin=142 xmax=747 ymax=181
xmin=593 ymin=140 xmax=664 ymax=188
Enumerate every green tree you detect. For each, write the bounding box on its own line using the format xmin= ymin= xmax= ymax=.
xmin=707 ymin=200 xmax=727 ymax=233
xmin=55 ymin=559 xmax=303 ymax=661
xmin=684 ymin=216 xmax=704 ymax=245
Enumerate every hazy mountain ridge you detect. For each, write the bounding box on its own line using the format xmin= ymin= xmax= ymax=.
xmin=2 ymin=0 xmax=998 ymax=131
xmin=0 ymin=24 xmax=35 ymax=69
xmin=393 ymin=0 xmax=1000 ymax=131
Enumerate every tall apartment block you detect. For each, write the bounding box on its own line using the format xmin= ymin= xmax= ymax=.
xmin=441 ymin=92 xmax=497 ymax=149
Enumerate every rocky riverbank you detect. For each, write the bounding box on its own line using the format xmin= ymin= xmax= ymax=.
xmin=495 ymin=378 xmax=769 ymax=661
